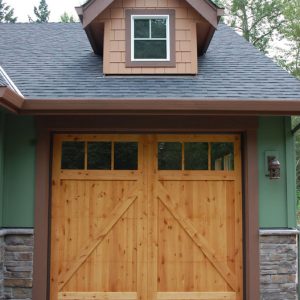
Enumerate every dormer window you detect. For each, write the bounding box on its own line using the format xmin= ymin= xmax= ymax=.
xmin=132 ymin=16 xmax=169 ymax=61
xmin=126 ymin=9 xmax=176 ymax=68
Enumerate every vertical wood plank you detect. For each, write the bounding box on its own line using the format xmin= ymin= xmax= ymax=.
xmin=50 ymin=134 xmax=244 ymax=300
xmin=148 ymin=135 xmax=158 ymax=300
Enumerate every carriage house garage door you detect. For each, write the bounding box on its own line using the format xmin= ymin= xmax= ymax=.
xmin=50 ymin=134 xmax=243 ymax=300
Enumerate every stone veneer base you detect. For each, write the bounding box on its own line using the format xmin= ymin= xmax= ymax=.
xmin=260 ymin=229 xmax=299 ymax=300
xmin=0 ymin=229 xmax=298 ymax=299
xmin=0 ymin=229 xmax=33 ymax=300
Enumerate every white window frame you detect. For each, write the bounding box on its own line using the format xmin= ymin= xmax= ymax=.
xmin=131 ymin=15 xmax=170 ymax=62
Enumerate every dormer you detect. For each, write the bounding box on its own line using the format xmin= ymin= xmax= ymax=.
xmin=76 ymin=0 xmax=223 ymax=75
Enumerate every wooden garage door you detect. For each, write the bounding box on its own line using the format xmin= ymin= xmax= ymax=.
xmin=50 ymin=134 xmax=243 ymax=300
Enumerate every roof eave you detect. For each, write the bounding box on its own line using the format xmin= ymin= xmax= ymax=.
xmin=79 ymin=0 xmax=223 ymax=29
xmin=0 ymin=86 xmax=24 ymax=113
xmin=19 ymin=98 xmax=300 ymax=116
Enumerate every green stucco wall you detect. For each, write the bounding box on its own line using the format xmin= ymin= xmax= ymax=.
xmin=0 ymin=115 xmax=296 ymax=228
xmin=1 ymin=114 xmax=35 ymax=228
xmin=258 ymin=116 xmax=297 ymax=228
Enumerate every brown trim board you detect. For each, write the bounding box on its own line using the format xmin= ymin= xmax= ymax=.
xmin=78 ymin=0 xmax=222 ymax=29
xmin=0 ymin=86 xmax=23 ymax=113
xmin=1 ymin=88 xmax=300 ymax=115
xmin=21 ymin=98 xmax=300 ymax=115
xmin=32 ymin=115 xmax=260 ymax=300
xmin=125 ymin=9 xmax=176 ymax=68
xmin=243 ymin=129 xmax=260 ymax=300
xmin=32 ymin=126 xmax=51 ymax=300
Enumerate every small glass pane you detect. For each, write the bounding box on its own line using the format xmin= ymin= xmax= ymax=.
xmin=151 ymin=19 xmax=166 ymax=38
xmin=184 ymin=143 xmax=208 ymax=170
xmin=61 ymin=141 xmax=85 ymax=170
xmin=87 ymin=142 xmax=111 ymax=170
xmin=114 ymin=142 xmax=138 ymax=170
xmin=158 ymin=142 xmax=182 ymax=170
xmin=211 ymin=143 xmax=234 ymax=171
xmin=134 ymin=19 xmax=150 ymax=38
xmin=134 ymin=40 xmax=167 ymax=59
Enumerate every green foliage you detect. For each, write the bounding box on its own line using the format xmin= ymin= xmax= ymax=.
xmin=60 ymin=12 xmax=76 ymax=23
xmin=217 ymin=0 xmax=299 ymax=77
xmin=212 ymin=0 xmax=224 ymax=6
xmin=33 ymin=0 xmax=50 ymax=23
xmin=276 ymin=0 xmax=300 ymax=79
xmin=0 ymin=0 xmax=17 ymax=23
xmin=220 ymin=0 xmax=285 ymax=53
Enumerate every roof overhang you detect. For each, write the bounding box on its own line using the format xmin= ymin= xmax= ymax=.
xmin=77 ymin=0 xmax=223 ymax=29
xmin=0 ymin=86 xmax=24 ymax=113
xmin=76 ymin=0 xmax=224 ymax=55
xmin=17 ymin=98 xmax=300 ymax=116
xmin=2 ymin=87 xmax=300 ymax=116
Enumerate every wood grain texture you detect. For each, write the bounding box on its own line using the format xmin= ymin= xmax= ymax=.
xmin=58 ymin=292 xmax=137 ymax=299
xmin=157 ymin=292 xmax=236 ymax=299
xmin=50 ymin=134 xmax=243 ymax=300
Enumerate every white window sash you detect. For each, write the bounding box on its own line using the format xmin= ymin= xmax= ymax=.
xmin=131 ymin=15 xmax=170 ymax=62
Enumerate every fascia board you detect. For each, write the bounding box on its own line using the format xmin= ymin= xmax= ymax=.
xmin=81 ymin=0 xmax=221 ymax=29
xmin=20 ymin=98 xmax=300 ymax=116
xmin=0 ymin=87 xmax=24 ymax=113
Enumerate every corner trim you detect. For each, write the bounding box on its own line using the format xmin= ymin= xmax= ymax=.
xmin=243 ymin=129 xmax=260 ymax=300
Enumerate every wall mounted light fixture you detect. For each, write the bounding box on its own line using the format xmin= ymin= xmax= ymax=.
xmin=265 ymin=151 xmax=280 ymax=180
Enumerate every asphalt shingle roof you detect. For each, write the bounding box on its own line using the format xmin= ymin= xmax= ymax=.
xmin=0 ymin=22 xmax=299 ymax=100
xmin=0 ymin=73 xmax=8 ymax=87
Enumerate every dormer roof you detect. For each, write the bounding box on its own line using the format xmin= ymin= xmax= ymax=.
xmin=76 ymin=0 xmax=223 ymax=28
xmin=76 ymin=0 xmax=224 ymax=55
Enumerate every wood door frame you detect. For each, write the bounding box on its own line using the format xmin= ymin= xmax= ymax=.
xmin=32 ymin=115 xmax=259 ymax=300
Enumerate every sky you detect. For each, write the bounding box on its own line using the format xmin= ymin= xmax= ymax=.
xmin=4 ymin=0 xmax=85 ymax=22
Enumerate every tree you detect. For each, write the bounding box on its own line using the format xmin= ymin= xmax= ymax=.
xmin=276 ymin=0 xmax=300 ymax=79
xmin=60 ymin=12 xmax=75 ymax=23
xmin=33 ymin=0 xmax=50 ymax=23
xmin=0 ymin=0 xmax=17 ymax=23
xmin=219 ymin=0 xmax=285 ymax=53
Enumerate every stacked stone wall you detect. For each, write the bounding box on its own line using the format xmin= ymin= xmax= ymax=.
xmin=0 ymin=230 xmax=33 ymax=300
xmin=260 ymin=230 xmax=298 ymax=300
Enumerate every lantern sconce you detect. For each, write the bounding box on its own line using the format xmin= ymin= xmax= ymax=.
xmin=265 ymin=151 xmax=280 ymax=180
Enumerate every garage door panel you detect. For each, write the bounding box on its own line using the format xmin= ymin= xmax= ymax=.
xmin=158 ymin=201 xmax=228 ymax=292
xmin=51 ymin=186 xmax=140 ymax=296
xmin=157 ymin=181 xmax=236 ymax=291
xmin=50 ymin=134 xmax=242 ymax=300
xmin=64 ymin=202 xmax=138 ymax=292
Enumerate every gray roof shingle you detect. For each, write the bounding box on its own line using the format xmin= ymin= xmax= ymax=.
xmin=0 ymin=73 xmax=8 ymax=87
xmin=0 ymin=22 xmax=299 ymax=100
